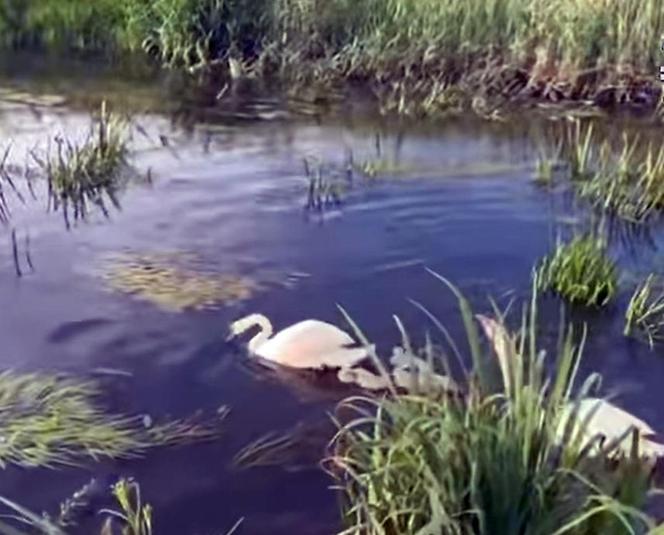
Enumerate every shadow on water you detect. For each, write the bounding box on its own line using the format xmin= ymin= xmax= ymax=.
xmin=2 ymin=53 xmax=664 ymax=533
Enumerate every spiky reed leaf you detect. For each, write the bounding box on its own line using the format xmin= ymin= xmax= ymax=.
xmin=37 ymin=102 xmax=129 ymax=227
xmin=624 ymin=274 xmax=664 ymax=349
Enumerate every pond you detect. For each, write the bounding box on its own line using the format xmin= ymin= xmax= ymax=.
xmin=0 ymin=54 xmax=663 ymax=534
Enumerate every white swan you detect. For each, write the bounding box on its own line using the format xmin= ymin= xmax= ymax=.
xmin=228 ymin=313 xmax=373 ymax=369
xmin=477 ymin=313 xmax=664 ymax=458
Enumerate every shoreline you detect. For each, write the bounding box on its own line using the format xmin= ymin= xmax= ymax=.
xmin=0 ymin=0 xmax=661 ymax=120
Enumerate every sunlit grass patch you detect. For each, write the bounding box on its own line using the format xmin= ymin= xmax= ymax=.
xmin=0 ymin=371 xmax=221 ymax=469
xmin=328 ymin=279 xmax=661 ymax=535
xmin=624 ymin=274 xmax=664 ymax=349
xmin=536 ymin=234 xmax=617 ymax=307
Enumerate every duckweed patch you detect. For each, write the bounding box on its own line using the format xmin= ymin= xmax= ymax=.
xmin=100 ymin=251 xmax=259 ymax=312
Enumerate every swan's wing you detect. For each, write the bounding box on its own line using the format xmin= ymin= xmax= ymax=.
xmin=575 ymin=398 xmax=657 ymax=438
xmin=282 ymin=320 xmax=357 ymax=349
xmin=257 ymin=321 xmax=364 ymax=369
xmin=318 ymin=345 xmax=372 ymax=369
xmin=558 ymin=398 xmax=664 ymax=457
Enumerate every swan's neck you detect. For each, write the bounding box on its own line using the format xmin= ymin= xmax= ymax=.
xmin=248 ymin=314 xmax=273 ymax=353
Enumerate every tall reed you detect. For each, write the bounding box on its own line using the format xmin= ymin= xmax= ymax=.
xmin=329 ymin=278 xmax=660 ymax=534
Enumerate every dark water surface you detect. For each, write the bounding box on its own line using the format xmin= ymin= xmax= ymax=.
xmin=0 ymin=55 xmax=664 ymax=534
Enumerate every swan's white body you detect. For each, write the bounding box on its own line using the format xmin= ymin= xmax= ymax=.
xmin=477 ymin=313 xmax=664 ymax=458
xmin=229 ymin=313 xmax=371 ymax=369
xmin=559 ymin=397 xmax=664 ymax=457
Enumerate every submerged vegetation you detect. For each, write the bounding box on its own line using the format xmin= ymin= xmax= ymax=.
xmin=329 ymin=281 xmax=663 ymax=534
xmin=100 ymin=251 xmax=259 ymax=312
xmin=536 ymin=234 xmax=617 ymax=307
xmin=0 ymin=1 xmax=662 ymax=113
xmin=0 ymin=371 xmax=220 ymax=469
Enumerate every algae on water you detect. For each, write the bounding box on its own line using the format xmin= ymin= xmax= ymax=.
xmin=99 ymin=251 xmax=260 ymax=312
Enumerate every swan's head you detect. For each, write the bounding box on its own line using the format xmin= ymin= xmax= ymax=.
xmin=226 ymin=313 xmax=270 ymax=340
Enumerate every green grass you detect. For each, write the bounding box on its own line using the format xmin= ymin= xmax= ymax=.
xmin=122 ymin=0 xmax=271 ymax=70
xmin=624 ymin=274 xmax=664 ymax=349
xmin=329 ymin=278 xmax=661 ymax=535
xmin=100 ymin=479 xmax=153 ymax=535
xmin=536 ymin=235 xmax=618 ymax=307
xmin=578 ymin=137 xmax=664 ymax=224
xmin=0 ymin=0 xmax=125 ymax=52
xmin=0 ymin=1 xmax=661 ymax=112
xmin=0 ymin=370 xmax=219 ymax=469
xmin=33 ymin=102 xmax=129 ymax=227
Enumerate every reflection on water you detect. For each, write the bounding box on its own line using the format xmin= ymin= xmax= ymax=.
xmin=1 ymin=54 xmax=664 ymax=534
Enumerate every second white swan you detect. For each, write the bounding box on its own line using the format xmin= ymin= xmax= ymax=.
xmin=228 ymin=313 xmax=373 ymax=369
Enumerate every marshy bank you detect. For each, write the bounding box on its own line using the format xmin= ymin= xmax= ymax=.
xmin=2 ymin=52 xmax=664 ymax=534
xmin=0 ymin=0 xmax=663 ymax=117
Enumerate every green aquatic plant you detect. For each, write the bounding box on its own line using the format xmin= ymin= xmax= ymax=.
xmin=624 ymin=274 xmax=664 ymax=349
xmin=0 ymin=477 xmax=245 ymax=535
xmin=536 ymin=235 xmax=617 ymax=307
xmin=567 ymin=121 xmax=595 ymax=181
xmin=535 ymin=157 xmax=554 ymax=185
xmin=34 ymin=102 xmax=129 ymax=228
xmin=0 ymin=494 xmax=66 ymax=535
xmin=100 ymin=479 xmax=152 ymax=535
xmin=577 ymin=137 xmax=664 ymax=224
xmin=329 ymin=278 xmax=659 ymax=535
xmin=0 ymin=371 xmax=220 ymax=469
